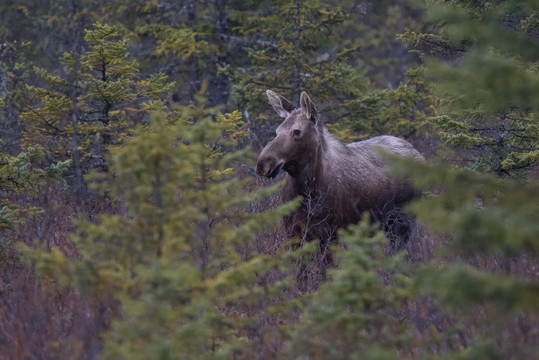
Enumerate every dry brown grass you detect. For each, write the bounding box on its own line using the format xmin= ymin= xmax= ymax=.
xmin=0 ymin=183 xmax=118 ymax=360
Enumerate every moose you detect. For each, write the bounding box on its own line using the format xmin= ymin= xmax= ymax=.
xmin=256 ymin=90 xmax=424 ymax=256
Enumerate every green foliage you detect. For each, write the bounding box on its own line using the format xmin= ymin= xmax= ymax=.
xmin=400 ymin=161 xmax=538 ymax=256
xmin=225 ymin=0 xmax=368 ymax=142
xmin=21 ymin=22 xmax=174 ymax=169
xmin=408 ymin=0 xmax=539 ymax=176
xmin=216 ymin=110 xmax=249 ymax=148
xmin=332 ymin=66 xmax=434 ymax=140
xmin=22 ymin=110 xmax=299 ymax=359
xmin=225 ymin=1 xmax=434 ymax=145
xmin=0 ymin=40 xmax=35 ymax=153
xmin=227 ymin=0 xmax=350 ymax=98
xmin=389 ymin=156 xmax=539 ymax=359
xmin=0 ymin=144 xmax=68 ymax=230
xmin=397 ymin=29 xmax=465 ymax=57
xmin=286 ymin=219 xmax=414 ymax=359
xmin=139 ymin=24 xmax=213 ymax=59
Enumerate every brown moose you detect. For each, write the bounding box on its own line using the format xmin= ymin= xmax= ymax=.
xmin=256 ymin=90 xmax=424 ymax=255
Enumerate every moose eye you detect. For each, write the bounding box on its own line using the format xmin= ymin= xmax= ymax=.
xmin=293 ymin=129 xmax=301 ymax=137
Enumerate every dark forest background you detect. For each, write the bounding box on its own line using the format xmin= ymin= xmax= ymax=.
xmin=0 ymin=0 xmax=538 ymax=359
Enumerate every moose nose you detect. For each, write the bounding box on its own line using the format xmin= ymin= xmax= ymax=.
xmin=256 ymin=158 xmax=270 ymax=177
xmin=256 ymin=155 xmax=277 ymax=177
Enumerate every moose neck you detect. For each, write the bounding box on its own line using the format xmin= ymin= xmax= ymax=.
xmin=284 ymin=128 xmax=327 ymax=199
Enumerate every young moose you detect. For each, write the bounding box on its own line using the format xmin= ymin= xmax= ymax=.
xmin=256 ymin=90 xmax=424 ymax=252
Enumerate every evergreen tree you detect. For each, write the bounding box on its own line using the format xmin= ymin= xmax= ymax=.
xmin=385 ymin=1 xmax=539 ymax=356
xmin=0 ymin=0 xmax=105 ymax=72
xmin=0 ymin=145 xmax=68 ymax=231
xmin=102 ymin=0 xmax=235 ymax=107
xmin=0 ymin=40 xmax=26 ymax=154
xmin=331 ymin=65 xmax=435 ymax=142
xmin=22 ymin=109 xmax=299 ymax=359
xmin=286 ymin=219 xmax=415 ymax=359
xmin=1 ymin=37 xmax=69 ymax=231
xmin=20 ymin=23 xmax=174 ymax=201
xmin=388 ymin=156 xmax=539 ymax=359
xmin=223 ymin=0 xmax=434 ymax=147
xmin=402 ymin=0 xmax=539 ymax=176
xmin=223 ymin=0 xmax=367 ymax=144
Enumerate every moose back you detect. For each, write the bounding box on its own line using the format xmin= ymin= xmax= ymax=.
xmin=256 ymin=90 xmax=424 ymax=247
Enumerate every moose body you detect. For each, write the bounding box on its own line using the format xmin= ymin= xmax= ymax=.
xmin=256 ymin=90 xmax=424 ymax=248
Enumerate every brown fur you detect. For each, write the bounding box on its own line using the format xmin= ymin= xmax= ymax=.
xmin=256 ymin=90 xmax=424 ymax=246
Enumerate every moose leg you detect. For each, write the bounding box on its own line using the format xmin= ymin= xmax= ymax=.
xmin=384 ymin=207 xmax=415 ymax=255
xmin=318 ymin=230 xmax=337 ymax=268
xmin=294 ymin=233 xmax=336 ymax=293
xmin=311 ymin=231 xmax=338 ymax=289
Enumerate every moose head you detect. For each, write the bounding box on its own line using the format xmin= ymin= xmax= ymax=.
xmin=256 ymin=90 xmax=323 ymax=180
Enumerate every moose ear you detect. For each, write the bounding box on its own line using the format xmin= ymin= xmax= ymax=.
xmin=300 ymin=91 xmax=317 ymax=122
xmin=266 ymin=90 xmax=295 ymax=118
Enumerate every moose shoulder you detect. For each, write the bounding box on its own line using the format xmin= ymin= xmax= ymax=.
xmin=256 ymin=90 xmax=424 ymax=248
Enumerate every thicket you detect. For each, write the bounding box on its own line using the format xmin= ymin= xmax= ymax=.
xmin=0 ymin=0 xmax=537 ymax=359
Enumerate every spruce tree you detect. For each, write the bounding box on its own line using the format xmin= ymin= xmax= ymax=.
xmin=21 ymin=23 xmax=174 ymax=174
xmin=386 ymin=0 xmax=539 ymax=356
xmin=21 ymin=109 xmax=299 ymax=359
xmin=402 ymin=0 xmax=539 ymax=177
xmin=0 ymin=145 xmax=68 ymax=231
xmin=222 ymin=0 xmax=434 ymax=148
xmin=286 ymin=219 xmax=414 ymax=359
xmin=388 ymin=157 xmax=539 ymax=359
xmin=223 ymin=0 xmax=368 ymax=143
